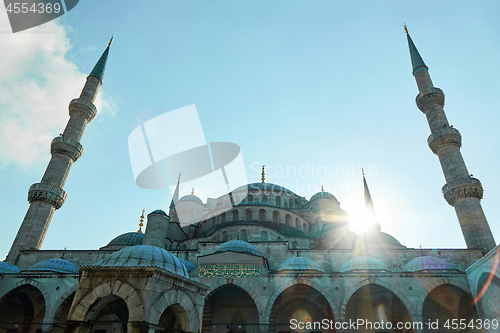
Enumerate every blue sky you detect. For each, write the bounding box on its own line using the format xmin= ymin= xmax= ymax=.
xmin=1 ymin=0 xmax=499 ymax=258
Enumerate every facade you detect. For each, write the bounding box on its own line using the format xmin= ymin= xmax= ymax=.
xmin=1 ymin=31 xmax=499 ymax=333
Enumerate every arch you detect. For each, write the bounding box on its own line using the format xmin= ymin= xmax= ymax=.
xmin=68 ymin=280 xmax=144 ymax=322
xmin=414 ymin=278 xmax=474 ymax=315
xmin=295 ymin=218 xmax=300 ymax=229
xmin=302 ymin=222 xmax=308 ymax=234
xmin=291 ymin=241 xmax=298 ymax=249
xmin=275 ymin=196 xmax=281 ymax=207
xmin=247 ymin=194 xmax=253 ymax=202
xmin=0 ymin=279 xmax=52 ymax=311
xmin=273 ymin=211 xmax=280 ymax=224
xmin=49 ymin=291 xmax=76 ymax=333
xmin=289 ymin=198 xmax=294 ymax=208
xmin=285 ymin=214 xmax=291 ymax=226
xmin=475 ymin=272 xmax=500 ymax=321
xmin=240 ymin=229 xmax=248 ymax=241
xmin=262 ymin=195 xmax=268 ymax=203
xmin=221 ymin=212 xmax=226 ymax=223
xmin=232 ymin=210 xmax=239 ymax=222
xmin=340 ymin=279 xmax=414 ymax=323
xmin=146 ymin=289 xmax=199 ymax=332
xmin=222 ymin=231 xmax=228 ymax=242
xmin=264 ymin=280 xmax=340 ymax=324
xmin=259 ymin=209 xmax=266 ymax=222
xmin=245 ymin=209 xmax=252 ymax=222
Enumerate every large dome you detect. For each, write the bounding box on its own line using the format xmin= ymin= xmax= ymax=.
xmin=276 ymin=257 xmax=324 ymax=272
xmin=403 ymin=256 xmax=458 ymax=272
xmin=29 ymin=258 xmax=79 ymax=274
xmin=216 ymin=240 xmax=262 ymax=257
xmin=233 ymin=182 xmax=297 ymax=195
xmin=108 ymin=232 xmax=144 ymax=246
xmin=0 ymin=261 xmax=21 ymax=274
xmin=94 ymin=245 xmax=189 ymax=278
xmin=339 ymin=256 xmax=388 ymax=272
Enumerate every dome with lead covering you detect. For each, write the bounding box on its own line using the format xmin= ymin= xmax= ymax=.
xmin=29 ymin=258 xmax=79 ymax=274
xmin=403 ymin=256 xmax=458 ymax=272
xmin=178 ymin=258 xmax=196 ymax=272
xmin=216 ymin=240 xmax=262 ymax=257
xmin=149 ymin=209 xmax=167 ymax=216
xmin=0 ymin=261 xmax=21 ymax=274
xmin=107 ymin=232 xmax=144 ymax=246
xmin=179 ymin=194 xmax=204 ymax=205
xmin=94 ymin=245 xmax=189 ymax=278
xmin=340 ymin=256 xmax=388 ymax=272
xmin=310 ymin=191 xmax=337 ymax=201
xmin=276 ymin=257 xmax=324 ymax=272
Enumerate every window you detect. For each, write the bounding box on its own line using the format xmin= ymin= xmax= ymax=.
xmin=262 ymin=195 xmax=268 ymax=203
xmin=289 ymin=198 xmax=293 ymax=208
xmin=273 ymin=211 xmax=280 ymax=223
xmin=222 ymin=231 xmax=228 ymax=242
xmin=240 ymin=229 xmax=248 ymax=241
xmin=221 ymin=213 xmax=226 ymax=223
xmin=246 ymin=210 xmax=252 ymax=221
xmin=292 ymin=241 xmax=298 ymax=249
xmin=285 ymin=214 xmax=291 ymax=226
xmin=248 ymin=194 xmax=253 ymax=202
xmin=261 ymin=231 xmax=268 ymax=241
xmin=303 ymin=223 xmax=308 ymax=234
xmin=276 ymin=196 xmax=281 ymax=206
xmin=259 ymin=209 xmax=266 ymax=222
xmin=296 ymin=218 xmax=300 ymax=229
xmin=232 ymin=210 xmax=239 ymax=221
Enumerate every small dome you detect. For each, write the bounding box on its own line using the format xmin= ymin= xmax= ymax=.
xmin=29 ymin=258 xmax=79 ymax=274
xmin=340 ymin=256 xmax=388 ymax=272
xmin=108 ymin=232 xmax=144 ymax=246
xmin=179 ymin=194 xmax=204 ymax=205
xmin=310 ymin=191 xmax=337 ymax=201
xmin=149 ymin=209 xmax=167 ymax=216
xmin=94 ymin=245 xmax=189 ymax=278
xmin=178 ymin=258 xmax=195 ymax=272
xmin=0 ymin=261 xmax=21 ymax=274
xmin=216 ymin=240 xmax=262 ymax=257
xmin=403 ymin=256 xmax=458 ymax=272
xmin=276 ymin=257 xmax=324 ymax=272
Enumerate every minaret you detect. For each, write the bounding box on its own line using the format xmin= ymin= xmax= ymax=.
xmin=6 ymin=38 xmax=113 ymax=263
xmin=169 ymin=173 xmax=181 ymax=222
xmin=362 ymin=168 xmax=380 ymax=231
xmin=405 ymin=27 xmax=496 ymax=252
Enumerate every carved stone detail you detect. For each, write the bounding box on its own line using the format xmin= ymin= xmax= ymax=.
xmin=427 ymin=126 xmax=462 ymax=154
xmin=416 ymin=88 xmax=445 ymax=112
xmin=51 ymin=136 xmax=84 ymax=162
xmin=28 ymin=183 xmax=67 ymax=209
xmin=69 ymin=98 xmax=97 ymax=122
xmin=442 ymin=177 xmax=483 ymax=206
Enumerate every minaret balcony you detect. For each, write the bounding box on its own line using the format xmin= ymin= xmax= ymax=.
xmin=427 ymin=126 xmax=462 ymax=154
xmin=442 ymin=177 xmax=483 ymax=206
xmin=69 ymin=98 xmax=97 ymax=122
xmin=28 ymin=183 xmax=67 ymax=209
xmin=416 ymin=87 xmax=445 ymax=112
xmin=51 ymin=136 xmax=84 ymax=162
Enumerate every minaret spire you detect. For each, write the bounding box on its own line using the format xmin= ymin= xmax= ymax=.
xmin=6 ymin=40 xmax=113 ymax=263
xmin=362 ymin=168 xmax=380 ymax=231
xmin=169 ymin=173 xmax=181 ymax=222
xmin=406 ymin=29 xmax=496 ymax=252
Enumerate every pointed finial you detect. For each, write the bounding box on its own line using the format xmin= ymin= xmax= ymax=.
xmin=321 ymin=185 xmax=324 ymax=192
xmin=261 ymin=165 xmax=265 ymax=183
xmin=108 ymin=35 xmax=114 ymax=46
xmin=191 ymin=188 xmax=194 ymax=195
xmin=178 ymin=172 xmax=181 ymax=181
xmin=404 ymin=23 xmax=408 ymax=34
xmin=137 ymin=209 xmax=145 ymax=233
xmin=362 ymin=168 xmax=365 ymax=177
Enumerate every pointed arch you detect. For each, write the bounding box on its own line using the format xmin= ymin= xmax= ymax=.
xmin=146 ymin=289 xmax=198 ymax=332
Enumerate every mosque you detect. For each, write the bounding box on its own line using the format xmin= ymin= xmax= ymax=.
xmin=0 ymin=29 xmax=499 ymax=333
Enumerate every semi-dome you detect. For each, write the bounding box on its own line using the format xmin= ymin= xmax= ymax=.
xmin=179 ymin=194 xmax=204 ymax=205
xmin=107 ymin=232 xmax=144 ymax=246
xmin=0 ymin=261 xmax=21 ymax=274
xmin=276 ymin=257 xmax=324 ymax=272
xmin=178 ymin=258 xmax=196 ymax=272
xmin=216 ymin=240 xmax=262 ymax=257
xmin=310 ymin=191 xmax=337 ymax=201
xmin=29 ymin=258 xmax=79 ymax=274
xmin=149 ymin=209 xmax=167 ymax=216
xmin=94 ymin=245 xmax=189 ymax=278
xmin=403 ymin=256 xmax=458 ymax=272
xmin=340 ymin=256 xmax=388 ymax=272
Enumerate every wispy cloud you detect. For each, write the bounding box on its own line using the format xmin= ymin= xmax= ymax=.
xmin=0 ymin=7 xmax=117 ymax=168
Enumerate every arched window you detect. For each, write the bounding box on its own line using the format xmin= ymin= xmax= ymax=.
xmin=276 ymin=196 xmax=281 ymax=206
xmin=222 ymin=231 xmax=228 ymax=242
xmin=295 ymin=218 xmax=300 ymax=229
xmin=273 ymin=211 xmax=280 ymax=223
xmin=259 ymin=209 xmax=266 ymax=222
xmin=303 ymin=223 xmax=308 ymax=234
xmin=292 ymin=241 xmax=298 ymax=249
xmin=261 ymin=231 xmax=268 ymax=241
xmin=248 ymin=195 xmax=253 ymax=202
xmin=221 ymin=213 xmax=226 ymax=223
xmin=285 ymin=214 xmax=291 ymax=226
xmin=246 ymin=210 xmax=252 ymax=221
xmin=262 ymin=195 xmax=268 ymax=203
xmin=211 ymin=217 xmax=216 ymax=226
xmin=289 ymin=198 xmax=293 ymax=208
xmin=240 ymin=229 xmax=248 ymax=241
xmin=232 ymin=210 xmax=239 ymax=221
